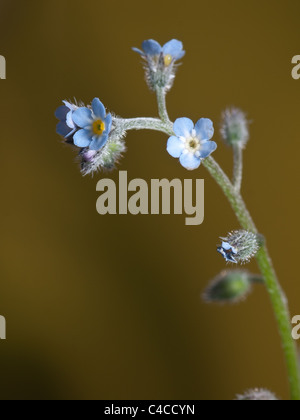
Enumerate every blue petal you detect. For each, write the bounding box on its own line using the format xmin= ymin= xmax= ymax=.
xmin=65 ymin=128 xmax=76 ymax=139
xmin=132 ymin=47 xmax=144 ymax=55
xmin=62 ymin=101 xmax=74 ymax=110
xmin=163 ymin=39 xmax=185 ymax=60
xmin=73 ymin=129 xmax=92 ymax=148
xmin=199 ymin=141 xmax=217 ymax=158
xmin=92 ymin=98 xmax=106 ymax=120
xmin=72 ymin=107 xmax=93 ymax=128
xmin=104 ymin=113 xmax=112 ymax=133
xmin=66 ymin=111 xmax=75 ymax=129
xmin=89 ymin=133 xmax=109 ymax=151
xmin=167 ymin=136 xmax=185 ymax=158
xmin=56 ymin=121 xmax=72 ymax=137
xmin=195 ymin=118 xmax=214 ymax=141
xmin=179 ymin=152 xmax=201 ymax=170
xmin=222 ymin=242 xmax=232 ymax=251
xmin=142 ymin=40 xmax=162 ymax=56
xmin=55 ymin=105 xmax=69 ymax=121
xmin=173 ymin=118 xmax=194 ymax=138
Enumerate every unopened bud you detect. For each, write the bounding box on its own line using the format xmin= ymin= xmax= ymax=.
xmin=221 ymin=108 xmax=249 ymax=148
xmin=203 ymin=270 xmax=255 ymax=304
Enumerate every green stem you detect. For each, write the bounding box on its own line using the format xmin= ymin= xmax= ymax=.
xmin=255 ymin=247 xmax=300 ymax=400
xmin=202 ymin=157 xmax=256 ymax=232
xmin=122 ymin=120 xmax=300 ymax=400
xmin=155 ymin=87 xmax=170 ymax=123
xmin=120 ymin=117 xmax=173 ymax=136
xmin=233 ymin=145 xmax=243 ymax=192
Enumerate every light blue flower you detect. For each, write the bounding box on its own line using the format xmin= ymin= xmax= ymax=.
xmin=72 ymin=98 xmax=113 ymax=151
xmin=217 ymin=242 xmax=238 ymax=264
xmin=55 ymin=101 xmax=77 ymax=138
xmin=167 ymin=118 xmax=217 ymax=170
xmin=133 ymin=39 xmax=185 ymax=65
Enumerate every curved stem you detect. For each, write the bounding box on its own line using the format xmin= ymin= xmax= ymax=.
xmin=120 ymin=117 xmax=173 ymax=136
xmin=122 ymin=120 xmax=300 ymax=400
xmin=155 ymin=87 xmax=170 ymax=123
xmin=233 ymin=145 xmax=243 ymax=192
xmin=203 ymin=157 xmax=256 ymax=232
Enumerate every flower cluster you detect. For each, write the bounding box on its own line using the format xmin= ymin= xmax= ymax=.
xmin=133 ymin=39 xmax=185 ymax=92
xmin=56 ymin=98 xmax=126 ymax=174
xmin=55 ymin=39 xmax=218 ymax=174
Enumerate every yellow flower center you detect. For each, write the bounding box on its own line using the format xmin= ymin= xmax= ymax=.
xmin=92 ymin=119 xmax=105 ymax=136
xmin=186 ymin=137 xmax=201 ymax=154
xmin=164 ymin=54 xmax=173 ymax=66
xmin=189 ymin=140 xmax=198 ymax=149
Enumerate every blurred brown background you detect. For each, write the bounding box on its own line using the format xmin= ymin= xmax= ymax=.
xmin=0 ymin=0 xmax=299 ymax=400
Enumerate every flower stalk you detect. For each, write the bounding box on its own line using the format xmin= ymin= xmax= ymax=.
xmin=155 ymin=86 xmax=170 ymax=124
xmin=233 ymin=144 xmax=243 ymax=192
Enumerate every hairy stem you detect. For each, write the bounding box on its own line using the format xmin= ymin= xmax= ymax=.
xmin=255 ymin=247 xmax=300 ymax=400
xmin=233 ymin=145 xmax=243 ymax=192
xmin=120 ymin=118 xmax=173 ymax=136
xmin=155 ymin=87 xmax=170 ymax=123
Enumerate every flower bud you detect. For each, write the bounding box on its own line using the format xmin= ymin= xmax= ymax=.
xmin=236 ymin=389 xmax=278 ymax=401
xmin=203 ymin=270 xmax=255 ymax=304
xmin=217 ymin=230 xmax=260 ymax=264
xmin=81 ymin=138 xmax=126 ymax=176
xmin=220 ymin=108 xmax=249 ymax=148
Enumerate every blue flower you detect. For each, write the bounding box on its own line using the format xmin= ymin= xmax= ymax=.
xmin=55 ymin=101 xmax=77 ymax=138
xmin=72 ymin=98 xmax=112 ymax=151
xmin=167 ymin=118 xmax=217 ymax=170
xmin=217 ymin=242 xmax=238 ymax=264
xmin=133 ymin=39 xmax=185 ymax=65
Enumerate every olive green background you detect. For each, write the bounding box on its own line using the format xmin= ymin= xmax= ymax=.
xmin=0 ymin=0 xmax=299 ymax=400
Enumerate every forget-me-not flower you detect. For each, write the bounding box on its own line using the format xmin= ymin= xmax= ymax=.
xmin=72 ymin=98 xmax=112 ymax=151
xmin=133 ymin=39 xmax=185 ymax=66
xmin=133 ymin=39 xmax=185 ymax=91
xmin=55 ymin=101 xmax=77 ymax=138
xmin=167 ymin=118 xmax=217 ymax=170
